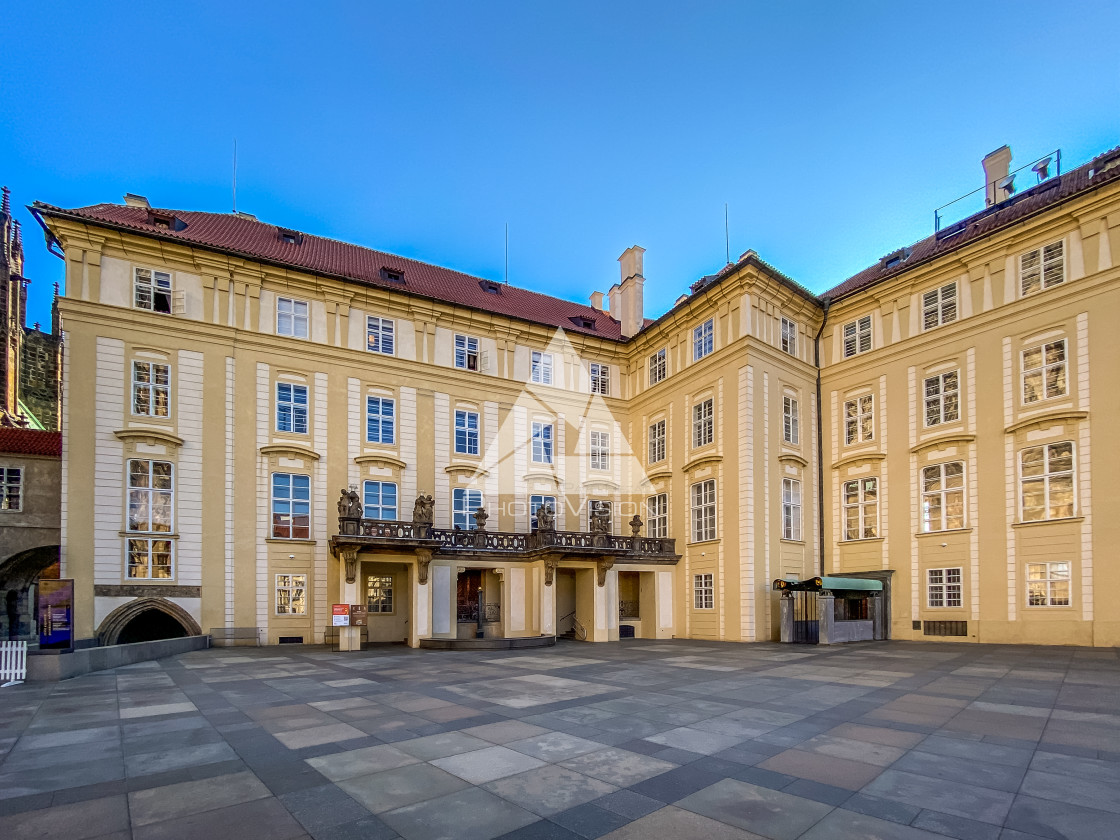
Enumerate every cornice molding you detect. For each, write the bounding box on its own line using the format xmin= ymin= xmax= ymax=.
xmin=1004 ymin=410 xmax=1088 ymax=435
xmin=114 ymin=428 xmax=184 ymax=449
xmin=259 ymin=442 xmax=321 ymax=461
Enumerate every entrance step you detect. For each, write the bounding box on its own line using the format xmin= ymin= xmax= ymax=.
xmin=419 ymin=635 xmax=557 ymax=651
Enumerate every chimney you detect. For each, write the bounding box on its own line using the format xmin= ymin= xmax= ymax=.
xmin=589 ymin=291 xmax=606 ymax=311
xmin=616 ymin=245 xmax=646 ymax=338
xmin=982 ymin=146 xmax=1013 ymax=207
xmin=123 ymin=193 xmax=151 ymax=208
xmin=607 ymin=284 xmax=622 ymax=323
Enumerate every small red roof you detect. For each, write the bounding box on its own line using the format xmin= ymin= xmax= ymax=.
xmin=0 ymin=428 xmax=61 ymax=457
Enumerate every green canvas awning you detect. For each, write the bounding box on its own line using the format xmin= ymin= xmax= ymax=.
xmin=821 ymin=576 xmax=882 ymax=591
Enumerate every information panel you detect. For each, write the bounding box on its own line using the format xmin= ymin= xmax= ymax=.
xmin=332 ymin=604 xmax=351 ymax=627
xmin=38 ymin=579 xmax=74 ymax=649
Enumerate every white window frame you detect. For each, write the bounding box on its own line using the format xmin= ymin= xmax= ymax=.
xmin=842 ymin=315 xmax=872 ymax=357
xmin=1020 ymin=441 xmax=1075 ymax=522
xmin=922 ymin=283 xmax=958 ymax=330
xmin=590 ymin=430 xmax=610 ymax=471
xmin=693 ymin=398 xmax=714 ymax=448
xmin=921 ymin=461 xmax=965 ymax=532
xmin=363 ymin=480 xmax=398 ymax=521
xmin=690 ymin=479 xmax=716 ymax=542
xmin=1021 ymin=339 xmax=1067 ymax=404
xmin=0 ymin=467 xmax=21 ymax=511
xmin=1020 ymin=240 xmax=1065 ymax=297
xmin=276 ymin=573 xmax=308 ymax=615
xmin=590 ymin=362 xmax=610 ymax=396
xmin=782 ymin=396 xmax=799 ymax=445
xmin=781 ymin=478 xmax=802 ymax=541
xmin=693 ymin=573 xmax=714 ymax=610
xmin=276 ymin=383 xmax=308 ymax=435
xmin=134 ymin=267 xmax=172 ymax=314
xmin=126 ymin=459 xmax=174 ymax=579
xmin=271 ymin=472 xmax=311 ymax=539
xmin=780 ymin=317 xmax=797 ymax=356
xmin=693 ymin=319 xmax=714 ymax=361
xmin=529 ymin=494 xmax=556 ymax=530
xmin=366 ymin=396 xmax=395 ymax=444
xmin=367 ymin=316 xmax=395 ymax=355
xmin=454 ymin=410 xmax=479 ymax=456
xmin=531 ymin=351 xmax=554 ymax=385
xmin=1027 ymin=561 xmax=1071 ymax=607
xmin=532 ymin=421 xmax=554 ymax=464
xmin=842 ymin=477 xmax=878 ymax=540
xmin=367 ymin=573 xmax=395 ymax=614
xmin=646 ymin=493 xmax=668 ymax=538
xmin=927 ymin=568 xmax=962 ymax=608
xmin=648 ymin=419 xmax=666 ymax=464
xmin=454 ymin=334 xmax=480 ymax=371
xmin=132 ymin=361 xmax=170 ymax=418
xmin=924 ymin=371 xmax=960 ymax=427
xmin=649 ymin=348 xmax=667 ymax=385
xmin=844 ymin=395 xmax=874 ymax=445
xmin=276 ymin=297 xmax=309 ymax=339
xmin=453 ymin=488 xmax=483 ymax=530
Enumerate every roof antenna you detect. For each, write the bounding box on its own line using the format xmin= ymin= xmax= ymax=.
xmin=724 ymin=203 xmax=730 ymax=265
xmin=504 ymin=222 xmax=509 ymax=284
xmin=232 ymin=139 xmax=238 ymax=213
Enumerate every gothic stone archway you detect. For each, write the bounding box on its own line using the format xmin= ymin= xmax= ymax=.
xmin=97 ymin=597 xmax=202 ymax=646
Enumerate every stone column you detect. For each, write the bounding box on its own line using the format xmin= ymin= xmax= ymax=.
xmin=871 ymin=594 xmax=885 ymax=640
xmin=338 ymin=548 xmax=361 ymax=652
xmin=817 ymin=591 xmax=835 ymax=646
xmin=779 ymin=593 xmax=793 ymax=643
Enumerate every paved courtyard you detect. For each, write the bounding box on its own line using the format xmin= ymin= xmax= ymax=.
xmin=1 ymin=639 xmax=1118 ymax=840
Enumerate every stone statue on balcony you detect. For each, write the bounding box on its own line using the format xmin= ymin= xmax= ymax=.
xmin=629 ymin=514 xmax=643 ymax=537
xmin=536 ymin=503 xmax=555 ymax=531
xmin=338 ymin=489 xmax=349 ymax=518
xmin=413 ymin=493 xmax=435 ymax=525
xmin=473 ymin=506 xmax=489 ymax=531
xmin=346 ymin=488 xmax=362 ymax=518
xmin=590 ymin=506 xmax=611 ymax=535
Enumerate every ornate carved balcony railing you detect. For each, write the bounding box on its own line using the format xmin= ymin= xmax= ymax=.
xmin=619 ymin=600 xmax=640 ymax=620
xmin=358 ymin=520 xmax=432 ymax=540
xmin=434 ymin=529 xmax=530 ymax=552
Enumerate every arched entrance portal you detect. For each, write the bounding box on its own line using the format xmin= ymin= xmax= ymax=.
xmin=97 ymin=598 xmax=201 ymax=646
xmin=0 ymin=544 xmax=60 ymax=641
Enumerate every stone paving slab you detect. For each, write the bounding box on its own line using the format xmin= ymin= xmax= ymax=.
xmin=0 ymin=638 xmax=1117 ymax=839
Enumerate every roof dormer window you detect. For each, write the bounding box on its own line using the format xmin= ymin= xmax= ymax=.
xmin=479 ymin=280 xmax=501 ymax=295
xmin=880 ymin=247 xmax=911 ymax=271
xmin=147 ymin=211 xmax=184 ymax=231
xmin=571 ymin=316 xmax=596 ymax=330
xmin=277 ymin=227 xmax=303 ymax=245
xmin=380 ymin=267 xmax=404 ymax=283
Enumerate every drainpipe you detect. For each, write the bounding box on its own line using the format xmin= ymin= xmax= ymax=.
xmin=814 ymin=297 xmax=831 ymax=577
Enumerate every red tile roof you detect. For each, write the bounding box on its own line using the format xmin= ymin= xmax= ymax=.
xmin=32 ymin=203 xmax=630 ymax=340
xmin=0 ymin=428 xmax=61 ymax=457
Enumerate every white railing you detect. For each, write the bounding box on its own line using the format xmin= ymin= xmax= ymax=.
xmin=1 ymin=641 xmax=27 ymax=686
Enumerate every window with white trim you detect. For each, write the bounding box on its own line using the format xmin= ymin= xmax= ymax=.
xmin=693 ymin=573 xmax=714 ymax=610
xmin=367 ymin=316 xmax=395 ymax=354
xmin=1020 ymin=241 xmax=1064 ymax=297
xmin=648 ymin=419 xmax=666 ymax=464
xmin=783 ymin=396 xmax=799 ymax=445
xmin=691 ymin=479 xmax=716 ymax=542
xmin=693 ymin=399 xmax=714 ymax=448
xmin=693 ymin=319 xmax=714 ymax=361
xmin=367 ymin=574 xmax=394 ymax=613
xmin=132 ymin=361 xmax=170 ymax=417
xmin=275 ymin=574 xmax=307 ymax=615
xmin=590 ymin=363 xmax=610 ymax=396
xmin=924 ymin=371 xmax=959 ymax=426
xmin=366 ymin=396 xmax=395 ymax=444
xmin=842 ymin=477 xmax=878 ymax=540
xmin=276 ymin=383 xmax=308 ymax=434
xmin=531 ymin=351 xmax=553 ymax=385
xmin=1022 ymin=339 xmax=1067 ymax=404
xmin=922 ymin=283 xmax=958 ymax=330
xmin=781 ymin=478 xmax=802 ymax=541
xmin=529 ymin=494 xmax=556 ymax=530
xmin=532 ymin=421 xmax=554 ymax=464
xmin=1027 ymin=561 xmax=1070 ymax=606
xmin=1020 ymin=441 xmax=1074 ymax=522
xmin=649 ymin=348 xmax=667 ymax=385
xmin=363 ymin=481 xmax=398 ymax=520
xmin=646 ymin=493 xmax=667 ymax=538
xmin=453 ymin=488 xmax=483 ymax=530
xmin=927 ymin=568 xmax=962 ymax=608
xmin=844 ymin=395 xmax=873 ymax=444
xmin=781 ymin=317 xmax=797 ymax=356
xmin=454 ymin=410 xmax=479 ymax=455
xmin=921 ymin=462 xmax=965 ymax=532
xmin=134 ymin=267 xmax=172 ymax=314
xmin=842 ymin=315 xmax=872 ymax=357
xmin=590 ymin=430 xmax=610 ymax=471
xmin=271 ymin=473 xmax=310 ymax=539
xmin=454 ymin=334 xmax=480 ymax=370
xmin=0 ymin=467 xmax=21 ymax=511
xmin=277 ymin=297 xmax=309 ymax=338
xmin=588 ymin=499 xmax=612 ymax=531
xmin=126 ymin=459 xmax=173 ymax=579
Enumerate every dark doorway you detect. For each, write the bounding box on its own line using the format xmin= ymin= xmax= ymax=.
xmin=457 ymin=569 xmax=482 ymax=622
xmin=116 ymin=609 xmax=190 ymax=644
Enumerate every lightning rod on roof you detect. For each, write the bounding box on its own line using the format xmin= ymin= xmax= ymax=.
xmin=504 ymin=222 xmax=509 ymax=284
xmin=232 ymin=139 xmax=238 ymax=214
xmin=725 ymin=203 xmax=730 ymax=265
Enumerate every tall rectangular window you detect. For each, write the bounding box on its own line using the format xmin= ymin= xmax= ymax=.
xmin=275 ymin=574 xmax=307 ymax=615
xmin=531 ymin=351 xmax=553 ymax=385
xmin=126 ymin=459 xmax=173 ymax=579
xmin=1027 ymin=561 xmax=1070 ymax=606
xmin=453 ymin=488 xmax=483 ymax=530
xmin=693 ymin=319 xmax=714 ymax=361
xmin=1020 ymin=441 xmax=1074 ymax=521
xmin=132 ymin=361 xmax=170 ymax=417
xmin=927 ymin=568 xmax=962 ymax=608
xmin=367 ymin=574 xmax=394 ymax=613
xmin=454 ymin=334 xmax=480 ymax=370
xmin=842 ymin=315 xmax=872 ymax=357
xmin=922 ymin=283 xmax=958 ymax=330
xmin=844 ymin=395 xmax=873 ymax=444
xmin=277 ymin=297 xmax=309 ymax=338
xmin=529 ymin=494 xmax=556 ymax=530
xmin=693 ymin=399 xmax=714 ymax=448
xmin=783 ymin=396 xmax=799 ymax=445
xmin=924 ymin=371 xmax=960 ymax=426
xmin=366 ymin=396 xmax=395 ymax=444
xmin=271 ymin=473 xmax=310 ymax=539
xmin=649 ymin=348 xmax=667 ymax=385
xmin=1020 ymin=241 xmax=1064 ymax=296
xmin=781 ymin=317 xmax=797 ymax=356
xmin=922 ymin=462 xmax=965 ymax=531
xmin=646 ymin=493 xmax=668 ymax=538
xmin=691 ymin=479 xmax=716 ymax=542
xmin=782 ymin=478 xmax=802 ymax=541
xmin=693 ymin=573 xmax=714 ymax=610
xmin=0 ymin=467 xmax=21 ymax=511
xmin=363 ymin=481 xmax=398 ymax=521
xmin=590 ymin=363 xmax=610 ymax=396
xmin=590 ymin=430 xmax=610 ymax=470
xmin=134 ymin=267 xmax=172 ymax=314
xmin=532 ymin=421 xmax=554 ymax=464
xmin=276 ymin=383 xmax=308 ymax=434
xmin=843 ymin=477 xmax=878 ymax=540
xmin=588 ymin=499 xmax=612 ymax=531
xmin=454 ymin=410 xmax=479 ymax=455
xmin=1022 ymin=339 xmax=1067 ymax=404
xmin=648 ymin=420 xmax=666 ymax=464
xmin=367 ymin=316 xmax=395 ymax=354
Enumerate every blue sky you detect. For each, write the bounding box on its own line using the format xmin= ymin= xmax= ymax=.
xmin=3 ymin=1 xmax=1118 ymax=329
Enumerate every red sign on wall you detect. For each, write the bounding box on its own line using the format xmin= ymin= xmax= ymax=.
xmin=332 ymin=604 xmax=350 ymax=626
